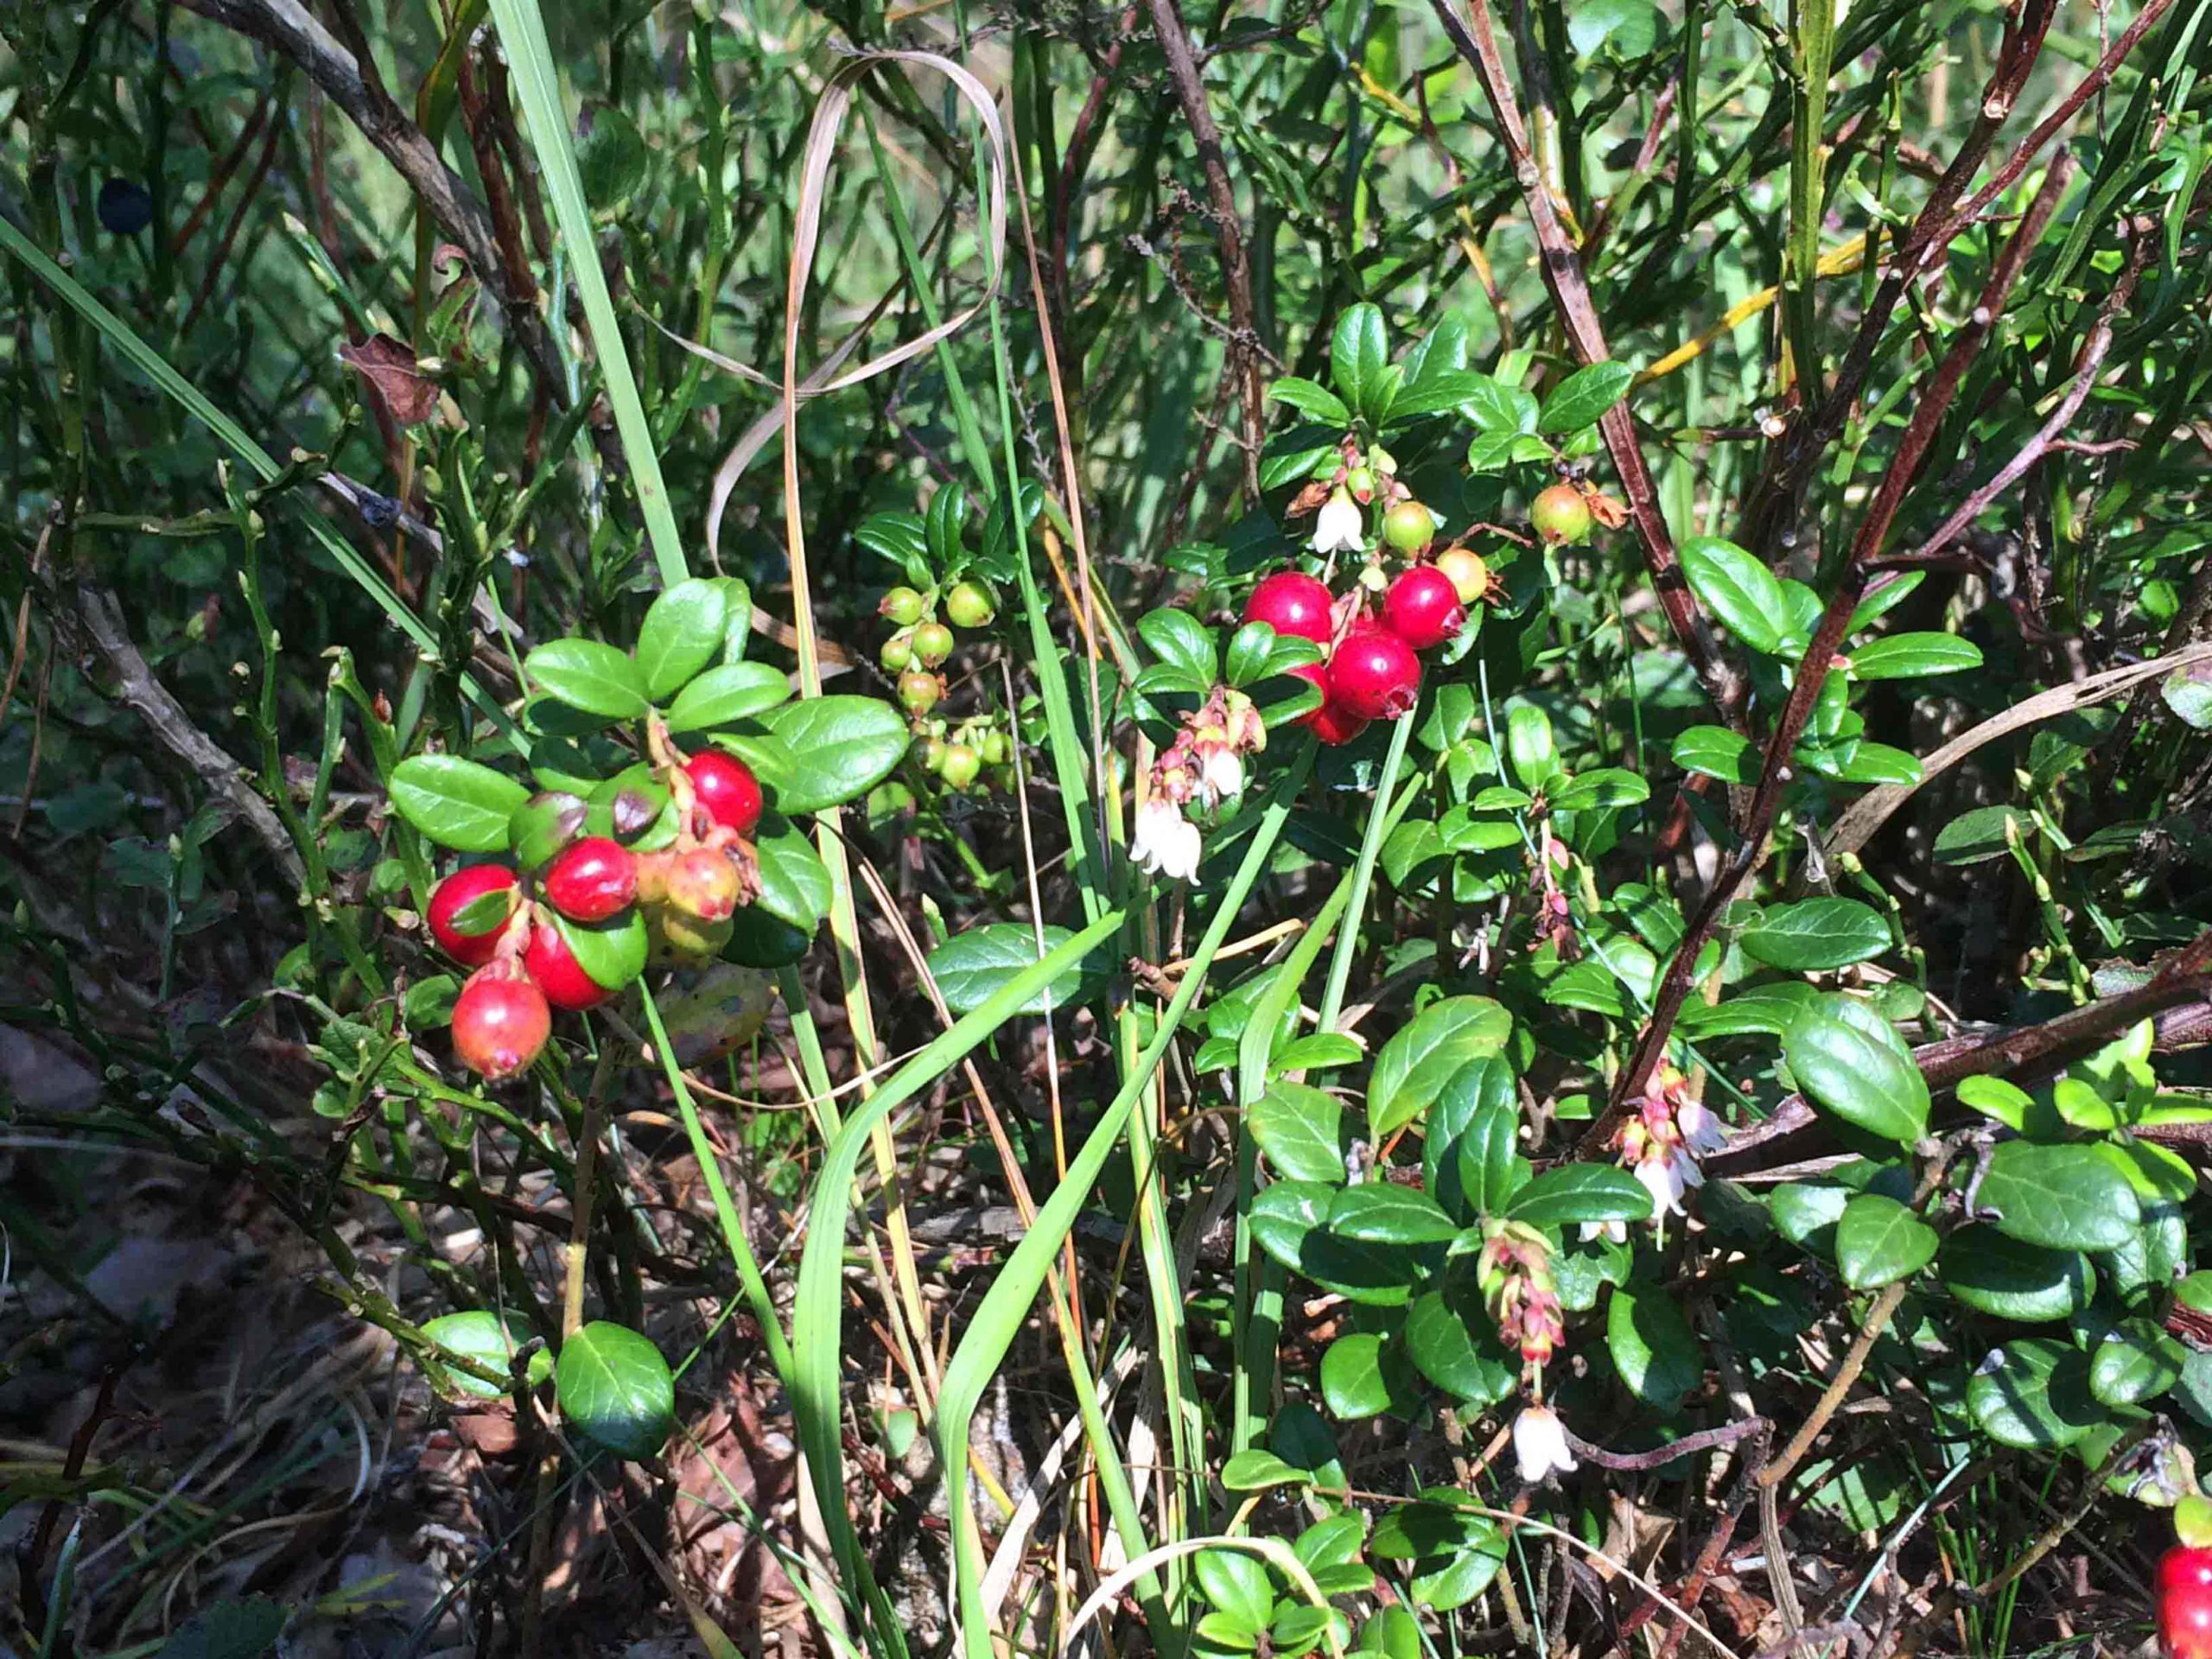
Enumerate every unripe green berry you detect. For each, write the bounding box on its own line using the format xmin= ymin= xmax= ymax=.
xmin=921 ymin=736 xmax=948 ymax=772
xmin=1531 ymin=484 xmax=1594 ymax=546
xmin=945 ymin=581 xmax=995 ymax=629
xmin=1344 ymin=466 xmax=1376 ymax=500
xmin=1382 ymin=500 xmax=1437 ymax=553
xmin=881 ymin=630 xmax=916 ymax=671
xmin=880 ymin=586 xmax=927 ymax=626
xmin=899 ymin=670 xmax=945 ymax=713
xmin=982 ymin=731 xmax=1011 ymax=765
xmin=939 ymin=742 xmax=982 ymax=791
xmin=912 ymin=621 xmax=955 ymax=667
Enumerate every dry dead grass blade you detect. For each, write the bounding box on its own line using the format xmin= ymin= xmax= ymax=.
xmin=1822 ymin=639 xmax=2212 ymax=860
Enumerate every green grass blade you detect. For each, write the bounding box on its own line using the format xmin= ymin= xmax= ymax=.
xmin=938 ymin=747 xmax=1315 ymax=1658
xmin=790 ymin=908 xmax=1129 ymax=1659
xmin=0 ymin=214 xmax=524 ymax=754
xmin=483 ymin=0 xmax=687 ymax=588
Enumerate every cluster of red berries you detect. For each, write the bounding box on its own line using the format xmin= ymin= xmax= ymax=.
xmin=1243 ymin=553 xmax=1490 ymax=745
xmin=429 ymin=749 xmax=764 ymax=1082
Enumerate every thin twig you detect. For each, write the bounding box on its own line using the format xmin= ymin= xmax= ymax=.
xmin=1427 ymin=0 xmax=1747 ymax=728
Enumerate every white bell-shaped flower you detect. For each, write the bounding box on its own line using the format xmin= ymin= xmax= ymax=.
xmin=1513 ymin=1405 xmax=1578 ymax=1484
xmin=1311 ymin=488 xmax=1364 ymax=555
xmin=1132 ymin=798 xmax=1203 ymax=882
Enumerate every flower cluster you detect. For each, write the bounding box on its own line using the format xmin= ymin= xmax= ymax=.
xmin=1477 ymin=1222 xmax=1580 ymax=1484
xmin=1130 ymin=686 xmax=1267 ymax=883
xmin=1478 ymin=1221 xmax=1567 ymax=1369
xmin=1603 ymin=1064 xmax=1727 ymax=1230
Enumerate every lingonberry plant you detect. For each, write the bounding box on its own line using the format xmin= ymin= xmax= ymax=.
xmin=8 ymin=1 xmax=2212 ymax=1657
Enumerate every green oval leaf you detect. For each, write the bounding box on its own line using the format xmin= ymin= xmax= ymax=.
xmin=1847 ymin=633 xmax=1983 ymax=679
xmin=1834 ymin=1193 xmax=1938 ymax=1290
xmin=526 ymin=639 xmax=649 ymax=719
xmin=391 ymin=754 xmax=531 ymax=852
xmin=762 ymin=696 xmax=912 ymax=812
xmin=1941 ymin=1229 xmax=2093 ymax=1322
xmin=556 ymin=906 xmax=648 ymax=992
xmin=1975 ymin=1141 xmax=2139 ymax=1251
xmin=1605 ymin=1286 xmax=1701 ymax=1413
xmin=555 ymin=1320 xmax=674 ymax=1459
xmin=2091 ymin=1318 xmax=2185 ymax=1407
xmin=1327 ymin=1183 xmax=1459 ymax=1245
xmin=1503 ymin=1164 xmax=1655 ymax=1228
xmin=1537 ymin=360 xmax=1633 ymax=434
xmin=1368 ymin=995 xmax=1512 ymax=1138
xmin=1250 ymin=1081 xmax=1349 ymax=1185
xmin=664 ymin=662 xmax=793 ymax=732
xmin=1740 ymin=898 xmax=1891 ymax=971
xmin=1681 ymin=537 xmax=1789 ymax=657
xmin=926 ymin=922 xmax=1104 ymax=1015
xmin=1967 ymin=1338 xmax=2104 ymax=1449
xmin=636 ymin=578 xmax=729 ymax=702
xmin=752 ymin=814 xmax=833 ymax=936
xmin=1319 ymin=1331 xmax=1412 ymax=1420
xmin=1403 ymin=1288 xmax=1516 ymax=1406
xmin=422 ymin=1309 xmax=547 ymax=1399
xmin=1783 ymin=994 xmax=1929 ymax=1145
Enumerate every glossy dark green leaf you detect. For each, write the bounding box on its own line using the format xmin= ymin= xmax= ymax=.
xmin=1139 ymin=607 xmax=1220 ymax=686
xmin=1269 ymin=376 xmax=1352 ymax=426
xmin=555 ymin=1320 xmax=674 ymax=1459
xmin=1367 ymin=995 xmax=1512 ymax=1138
xmin=1681 ymin=537 xmax=1789 ymax=656
xmin=751 ymin=814 xmax=832 ymax=936
xmin=1847 ymin=633 xmax=1982 ymax=679
xmin=2091 ymin=1318 xmax=2185 ymax=1406
xmin=1250 ymin=1180 xmax=1334 ymax=1273
xmin=1967 ymin=1338 xmax=2104 ymax=1449
xmin=1548 ymin=766 xmax=1650 ymax=812
xmin=1933 ymin=805 xmax=2031 ymax=866
xmin=1194 ymin=1548 xmax=1274 ymax=1631
xmin=1250 ymin=1081 xmax=1348 ymax=1185
xmin=636 ymin=579 xmax=729 ymax=702
xmin=1740 ymin=898 xmax=1891 ymax=971
xmin=422 ymin=1309 xmax=549 ymax=1399
xmin=1770 ymin=1182 xmax=1851 ymax=1249
xmin=526 ymin=639 xmax=649 ymax=719
xmin=1319 ymin=1331 xmax=1412 ymax=1419
xmin=1941 ymin=1228 xmax=2093 ymax=1322
xmin=556 ymin=907 xmax=648 ymax=992
xmin=1505 ymin=704 xmax=1561 ymax=791
xmin=391 ymin=755 xmax=531 ymax=852
xmin=1329 ymin=303 xmax=1390 ymax=419
xmin=1976 ymin=1141 xmax=2139 ymax=1251
xmin=926 ymin=923 xmax=1102 ymax=1015
xmin=1328 ymin=1183 xmax=1459 ymax=1245
xmin=762 ymin=696 xmax=911 ymax=811
xmin=508 ymin=790 xmax=587 ymax=871
xmin=1408 ymin=1530 xmax=1509 ymax=1611
xmin=1783 ymin=995 xmax=1928 ymax=1145
xmin=1606 ymin=1286 xmax=1700 ymax=1413
xmin=1403 ymin=1289 xmax=1516 ymax=1405
xmin=664 ymin=662 xmax=792 ymax=732
xmin=1221 ymin=1449 xmax=1313 ymax=1491
xmin=1672 ymin=724 xmax=1758 ymax=785
xmin=1503 ymin=1164 xmax=1655 ymax=1228
xmin=153 ymin=1598 xmax=287 ymax=1659
xmin=1537 ymin=360 xmax=1633 ymax=433
xmin=1834 ymin=1194 xmax=1938 ymax=1289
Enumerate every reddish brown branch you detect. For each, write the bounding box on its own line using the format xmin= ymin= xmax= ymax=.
xmin=1427 ymin=0 xmax=1747 ymax=728
xmin=1142 ymin=0 xmax=1268 ymax=500
xmin=1583 ymin=157 xmax=2075 ymax=1156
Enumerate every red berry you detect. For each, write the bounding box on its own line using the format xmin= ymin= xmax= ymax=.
xmin=428 ymin=865 xmax=518 ymax=967
xmin=686 ymin=750 xmax=764 ymax=836
xmin=1327 ymin=623 xmax=1421 ymax=720
xmin=1382 ymin=566 xmax=1467 ymax=651
xmin=1244 ymin=570 xmax=1337 ymax=647
xmin=1290 ymin=661 xmax=1370 ymax=747
xmin=1531 ymin=483 xmax=1594 ymax=546
xmin=541 ymin=836 xmax=637 ymax=923
xmin=525 ymin=923 xmax=615 ymax=1011
xmin=2162 ymin=1548 xmax=2212 ymax=1659
xmin=451 ymin=969 xmax=550 ymax=1081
